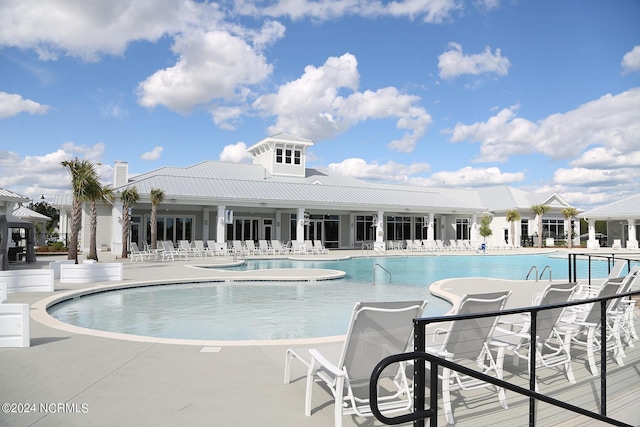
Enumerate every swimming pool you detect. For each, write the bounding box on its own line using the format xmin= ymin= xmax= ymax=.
xmin=47 ymin=254 xmax=616 ymax=341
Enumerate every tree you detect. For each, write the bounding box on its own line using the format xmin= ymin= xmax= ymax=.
xmin=86 ymin=183 xmax=114 ymax=261
xmin=479 ymin=214 xmax=493 ymax=242
xmin=561 ymin=207 xmax=578 ymax=249
xmin=531 ymin=204 xmax=551 ymax=248
xmin=61 ymin=158 xmax=99 ymax=263
xmin=120 ymin=186 xmax=140 ymax=259
xmin=28 ymin=200 xmax=59 ymax=242
xmin=505 ymin=209 xmax=521 ymax=246
xmin=149 ymin=188 xmax=165 ymax=250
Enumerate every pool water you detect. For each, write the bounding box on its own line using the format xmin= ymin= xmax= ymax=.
xmin=48 ymin=254 xmax=618 ymax=341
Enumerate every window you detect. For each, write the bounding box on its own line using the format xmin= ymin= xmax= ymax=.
xmin=456 ymin=218 xmax=470 ymax=240
xmin=355 ymin=215 xmax=375 ymax=242
xmin=147 ymin=215 xmax=194 ymax=243
xmin=294 ymin=150 xmax=301 ymax=165
xmin=276 ymin=148 xmax=283 ymax=163
xmin=285 ymin=149 xmax=292 ymax=164
xmin=387 ymin=216 xmax=411 ymax=240
xmin=542 ymin=219 xmax=566 ymax=239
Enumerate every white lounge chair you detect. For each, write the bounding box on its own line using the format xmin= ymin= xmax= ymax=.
xmin=313 ymin=240 xmax=329 ymax=254
xmin=291 ymin=240 xmax=304 ymax=254
xmin=492 ymin=282 xmax=577 ymax=390
xmin=304 ymin=240 xmax=316 ymax=254
xmin=160 ymin=240 xmax=189 ymax=261
xmin=425 ymin=291 xmax=512 ymax=424
xmin=129 ymin=242 xmax=150 ymax=262
xmin=231 ymin=240 xmax=247 ymax=255
xmin=245 ymin=240 xmax=260 ymax=255
xmin=206 ymin=240 xmax=225 ymax=256
xmin=284 ymin=300 xmax=427 ymax=427
xmin=258 ymin=240 xmax=274 ymax=255
xmin=191 ymin=240 xmax=207 ymax=257
xmin=271 ymin=240 xmax=289 ymax=255
xmin=559 ymin=279 xmax=625 ymax=375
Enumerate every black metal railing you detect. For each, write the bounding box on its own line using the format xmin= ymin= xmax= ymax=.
xmin=568 ymin=253 xmax=640 ymax=286
xmin=370 ymin=287 xmax=639 ymax=427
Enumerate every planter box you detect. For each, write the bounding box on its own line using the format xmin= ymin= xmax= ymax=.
xmin=0 ymin=303 xmax=30 ymax=347
xmin=48 ymin=260 xmax=76 ymax=279
xmin=59 ymin=263 xmax=123 ymax=284
xmin=0 ymin=270 xmax=54 ymax=293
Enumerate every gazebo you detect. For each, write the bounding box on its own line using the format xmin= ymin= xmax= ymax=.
xmin=578 ymin=194 xmax=640 ymax=249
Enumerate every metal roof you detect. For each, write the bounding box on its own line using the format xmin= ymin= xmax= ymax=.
xmin=578 ymin=194 xmax=640 ymax=219
xmin=12 ymin=205 xmax=52 ymax=222
xmin=120 ymin=161 xmax=482 ymax=213
xmin=0 ymin=187 xmax=29 ymax=202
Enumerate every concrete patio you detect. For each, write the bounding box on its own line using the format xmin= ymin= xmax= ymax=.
xmin=1 ymin=249 xmax=639 ymax=426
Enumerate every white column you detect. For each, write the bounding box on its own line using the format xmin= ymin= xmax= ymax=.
xmin=470 ymin=214 xmax=478 ymax=243
xmin=627 ymin=219 xmax=638 ymax=249
xmin=111 ymin=204 xmax=123 ymax=255
xmin=586 ymin=219 xmax=599 ymax=249
xmin=374 ymin=210 xmax=385 ymax=252
xmin=297 ymin=207 xmax=305 ymax=244
xmin=216 ymin=205 xmax=226 ymax=244
xmin=427 ymin=213 xmax=435 ymax=242
xmin=275 ymin=211 xmax=282 ymax=241
xmin=202 ymin=207 xmax=210 ymax=241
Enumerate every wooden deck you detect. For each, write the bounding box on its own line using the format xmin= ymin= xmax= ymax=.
xmin=418 ymin=308 xmax=640 ymax=426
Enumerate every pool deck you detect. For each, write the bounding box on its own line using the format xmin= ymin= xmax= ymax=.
xmin=1 ymin=248 xmax=640 ymax=426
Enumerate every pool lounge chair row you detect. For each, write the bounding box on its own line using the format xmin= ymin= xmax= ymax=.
xmin=230 ymin=240 xmax=329 ymax=256
xmin=285 ymin=268 xmax=639 ymax=426
xmin=130 ymin=239 xmax=331 ymax=261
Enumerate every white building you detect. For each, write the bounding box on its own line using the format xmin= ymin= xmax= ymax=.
xmin=52 ymin=133 xmax=580 ymax=254
xmin=578 ymin=194 xmax=640 ymax=250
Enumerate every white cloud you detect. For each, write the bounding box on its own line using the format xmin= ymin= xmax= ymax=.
xmin=446 ymin=88 xmax=640 ymax=162
xmin=622 ymin=46 xmax=640 ymax=74
xmin=570 ymin=146 xmax=640 ymax=168
xmin=0 ymin=0 xmax=224 ymax=61
xmin=553 ymin=167 xmax=627 ymax=187
xmin=234 ymin=0 xmax=460 ymax=23
xmin=328 ymin=158 xmax=430 ymax=182
xmin=253 ymin=53 xmax=432 ymax=152
xmin=0 ymin=143 xmax=110 ymax=198
xmin=137 ymin=29 xmax=273 ymax=115
xmin=140 ymin=146 xmax=164 ymax=161
xmin=412 ymin=166 xmax=525 ymax=187
xmin=219 ymin=142 xmax=252 ymax=163
xmin=438 ymin=42 xmax=511 ymax=79
xmin=0 ymin=92 xmax=50 ymax=118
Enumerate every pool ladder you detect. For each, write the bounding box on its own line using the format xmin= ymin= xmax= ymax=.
xmin=373 ymin=264 xmax=391 ymax=285
xmin=526 ymin=265 xmax=552 ymax=282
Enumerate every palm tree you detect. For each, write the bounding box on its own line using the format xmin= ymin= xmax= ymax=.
xmin=561 ymin=207 xmax=578 ymax=249
xmin=61 ymin=158 xmax=99 ymax=263
xmin=149 ymin=188 xmax=165 ymax=250
xmin=120 ymin=186 xmax=140 ymax=259
xmin=531 ymin=204 xmax=551 ymax=248
xmin=86 ymin=183 xmax=114 ymax=261
xmin=505 ymin=209 xmax=521 ymax=246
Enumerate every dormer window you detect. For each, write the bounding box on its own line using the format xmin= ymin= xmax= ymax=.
xmin=275 ymin=147 xmax=302 ymax=165
xmin=247 ymin=132 xmax=313 ymax=177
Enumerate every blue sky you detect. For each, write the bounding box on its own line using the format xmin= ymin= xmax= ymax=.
xmin=1 ymin=0 xmax=639 ymax=210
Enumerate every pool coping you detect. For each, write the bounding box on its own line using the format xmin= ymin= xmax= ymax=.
xmin=32 ymin=266 xmax=350 ymax=347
